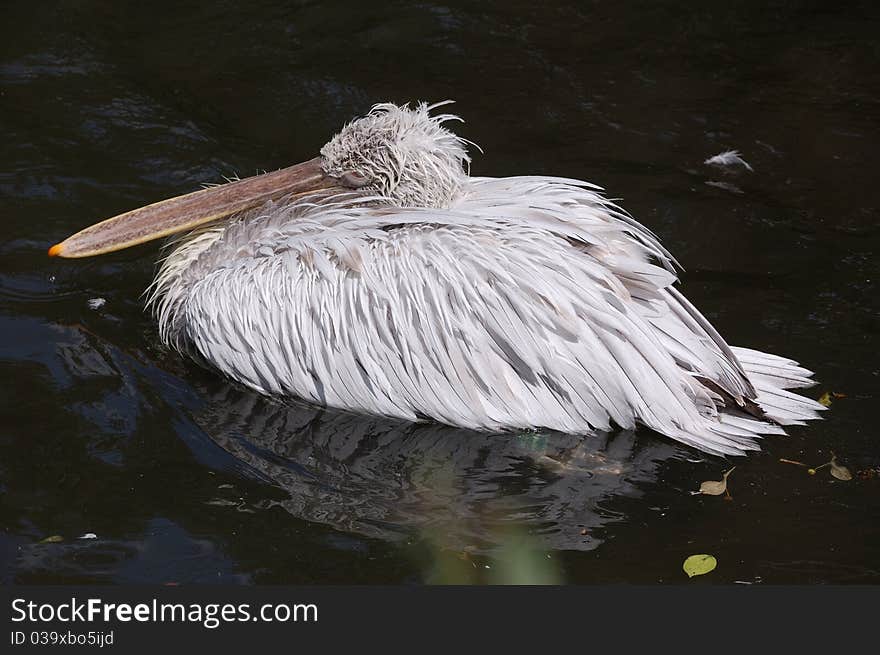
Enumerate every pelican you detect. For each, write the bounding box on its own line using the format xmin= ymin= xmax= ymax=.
xmin=50 ymin=101 xmax=824 ymax=456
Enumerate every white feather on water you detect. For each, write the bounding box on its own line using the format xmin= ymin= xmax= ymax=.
xmin=704 ymin=150 xmax=754 ymax=172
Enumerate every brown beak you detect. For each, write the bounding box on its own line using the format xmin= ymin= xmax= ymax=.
xmin=49 ymin=157 xmax=341 ymax=258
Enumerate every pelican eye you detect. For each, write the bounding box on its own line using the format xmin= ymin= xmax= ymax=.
xmin=338 ymin=170 xmax=370 ymax=189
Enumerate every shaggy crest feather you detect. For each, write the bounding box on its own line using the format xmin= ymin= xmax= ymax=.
xmin=320 ymin=101 xmax=470 ymax=207
xmin=148 ymin=101 xmax=823 ymax=456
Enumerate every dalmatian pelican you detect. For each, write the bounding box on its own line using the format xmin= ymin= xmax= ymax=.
xmin=49 ymin=101 xmax=824 ymax=455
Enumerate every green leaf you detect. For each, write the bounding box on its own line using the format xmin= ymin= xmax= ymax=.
xmin=683 ymin=554 xmax=717 ymax=578
xmin=38 ymin=535 xmax=64 ymax=544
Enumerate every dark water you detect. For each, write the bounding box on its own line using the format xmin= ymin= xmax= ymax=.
xmin=2 ymin=0 xmax=879 ymax=584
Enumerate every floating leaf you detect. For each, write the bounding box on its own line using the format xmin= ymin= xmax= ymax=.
xmin=683 ymin=554 xmax=717 ymax=578
xmin=830 ymin=456 xmax=852 ymax=481
xmin=831 ymin=465 xmax=852 ymax=481
xmin=699 ymin=467 xmax=735 ymax=497
xmin=805 ymin=454 xmax=851 ymax=481
xmin=817 ymin=392 xmax=833 ymax=407
xmin=38 ymin=535 xmax=63 ymax=544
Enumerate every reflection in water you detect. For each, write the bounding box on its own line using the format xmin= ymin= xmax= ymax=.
xmin=4 ymin=319 xmax=689 ymax=583
xmin=14 ymin=518 xmax=251 ymax=585
xmin=193 ymin=383 xmax=687 ymax=555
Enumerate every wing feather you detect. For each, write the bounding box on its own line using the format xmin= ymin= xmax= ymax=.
xmin=160 ymin=176 xmax=816 ymax=455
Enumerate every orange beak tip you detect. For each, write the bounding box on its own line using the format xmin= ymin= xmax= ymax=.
xmin=48 ymin=243 xmax=64 ymax=257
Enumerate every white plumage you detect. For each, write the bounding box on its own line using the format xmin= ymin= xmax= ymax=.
xmin=148 ymin=102 xmax=823 ymax=456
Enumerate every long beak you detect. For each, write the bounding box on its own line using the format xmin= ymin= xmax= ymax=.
xmin=49 ymin=157 xmax=340 ymax=258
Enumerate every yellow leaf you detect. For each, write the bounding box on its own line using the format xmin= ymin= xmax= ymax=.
xmin=699 ymin=467 xmax=735 ymax=496
xmin=38 ymin=535 xmax=63 ymax=544
xmin=830 ymin=456 xmax=852 ymax=481
xmin=683 ymin=554 xmax=717 ymax=578
xmin=818 ymin=392 xmax=832 ymax=407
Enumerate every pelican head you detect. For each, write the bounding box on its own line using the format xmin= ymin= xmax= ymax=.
xmin=321 ymin=101 xmax=470 ymax=208
xmin=49 ymin=102 xmax=471 ymax=258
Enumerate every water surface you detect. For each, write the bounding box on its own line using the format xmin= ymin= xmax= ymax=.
xmin=2 ymin=0 xmax=879 ymax=583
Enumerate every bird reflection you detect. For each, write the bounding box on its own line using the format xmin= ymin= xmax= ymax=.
xmin=193 ymin=382 xmax=686 ymax=553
